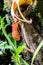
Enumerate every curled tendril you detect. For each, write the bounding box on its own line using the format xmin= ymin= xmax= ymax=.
xmin=17 ymin=0 xmax=32 ymax=24
xmin=11 ymin=0 xmax=32 ymax=24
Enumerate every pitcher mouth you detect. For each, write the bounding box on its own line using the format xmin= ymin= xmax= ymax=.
xmin=11 ymin=0 xmax=37 ymax=24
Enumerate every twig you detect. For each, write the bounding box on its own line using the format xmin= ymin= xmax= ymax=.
xmin=26 ymin=47 xmax=33 ymax=53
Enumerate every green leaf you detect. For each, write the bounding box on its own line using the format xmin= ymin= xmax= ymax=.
xmin=0 ymin=16 xmax=1 ymax=21
xmin=5 ymin=15 xmax=10 ymax=25
xmin=0 ymin=51 xmax=3 ymax=55
xmin=0 ymin=16 xmax=2 ymax=30
xmin=3 ymin=0 xmax=7 ymax=10
xmin=0 ymin=41 xmax=7 ymax=47
xmin=21 ymin=58 xmax=29 ymax=65
xmin=17 ymin=43 xmax=26 ymax=55
xmin=31 ymin=41 xmax=43 ymax=65
xmin=0 ymin=41 xmax=13 ymax=50
xmin=0 ymin=25 xmax=1 ymax=30
xmin=5 ymin=15 xmax=11 ymax=28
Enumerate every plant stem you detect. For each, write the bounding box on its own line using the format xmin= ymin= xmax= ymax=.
xmin=31 ymin=40 xmax=43 ymax=65
xmin=1 ymin=17 xmax=16 ymax=52
xmin=1 ymin=17 xmax=30 ymax=65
